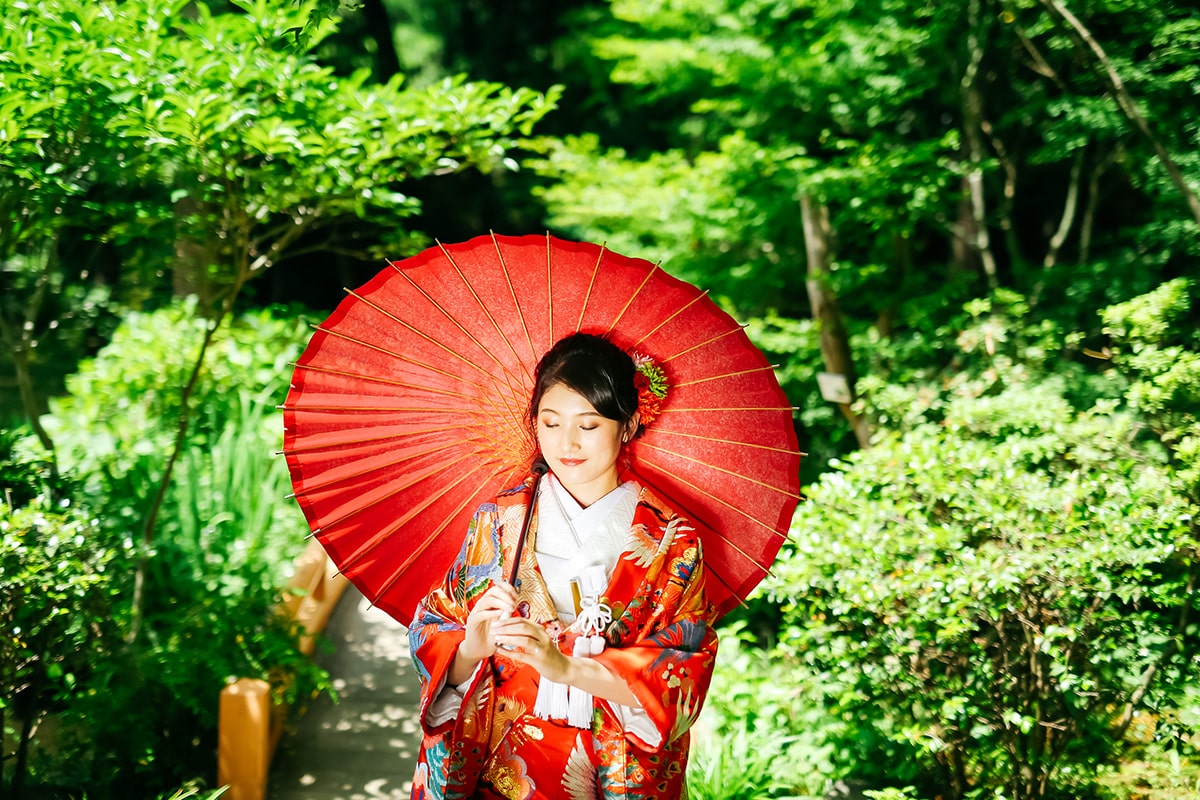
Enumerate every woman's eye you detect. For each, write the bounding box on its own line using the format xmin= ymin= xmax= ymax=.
xmin=541 ymin=421 xmax=559 ymax=429
xmin=580 ymin=426 xmax=597 ymax=432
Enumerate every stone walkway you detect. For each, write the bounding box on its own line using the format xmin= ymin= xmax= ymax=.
xmin=267 ymin=587 xmax=421 ymax=800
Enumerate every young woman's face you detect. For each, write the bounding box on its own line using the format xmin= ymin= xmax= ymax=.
xmin=536 ymin=383 xmax=630 ymax=507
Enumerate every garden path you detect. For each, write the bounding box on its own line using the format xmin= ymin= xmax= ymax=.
xmin=267 ymin=587 xmax=420 ymax=800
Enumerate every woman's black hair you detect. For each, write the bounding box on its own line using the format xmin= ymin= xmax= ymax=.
xmin=528 ymin=332 xmax=639 ymax=433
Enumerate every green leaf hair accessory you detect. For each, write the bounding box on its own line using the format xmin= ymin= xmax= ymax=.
xmin=631 ymin=352 xmax=668 ymax=429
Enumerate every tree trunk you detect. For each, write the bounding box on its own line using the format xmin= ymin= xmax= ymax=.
xmin=1032 ymin=148 xmax=1084 ymax=304
xmin=1078 ymin=147 xmax=1116 ymax=265
xmin=172 ymin=197 xmax=219 ymax=313
xmin=1038 ymin=0 xmax=1200 ymax=229
xmin=1043 ymin=149 xmax=1083 ymax=270
xmin=982 ymin=118 xmax=1023 ymax=274
xmin=960 ymin=0 xmax=1000 ymax=290
xmin=800 ymin=193 xmax=871 ymax=449
xmin=0 ymin=243 xmax=61 ymax=496
xmin=12 ymin=688 xmax=37 ymax=800
xmin=361 ymin=0 xmax=401 ymax=79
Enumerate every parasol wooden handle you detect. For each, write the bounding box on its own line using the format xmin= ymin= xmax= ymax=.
xmin=508 ymin=458 xmax=549 ymax=587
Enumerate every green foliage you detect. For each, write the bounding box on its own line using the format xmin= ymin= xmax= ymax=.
xmin=4 ymin=303 xmax=328 ymax=795
xmin=534 ymin=0 xmax=1199 ymax=347
xmin=0 ymin=0 xmax=559 ymax=431
xmin=693 ymin=622 xmax=836 ymax=798
xmin=687 ymin=724 xmax=804 ymax=800
xmin=0 ymin=498 xmax=130 ymax=792
xmin=760 ymin=291 xmax=1200 ymax=799
xmin=159 ymin=784 xmax=228 ymax=800
xmin=1101 ymin=278 xmax=1200 ymax=496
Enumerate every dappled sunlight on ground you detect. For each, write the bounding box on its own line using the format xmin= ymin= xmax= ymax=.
xmin=268 ymin=591 xmax=420 ymax=800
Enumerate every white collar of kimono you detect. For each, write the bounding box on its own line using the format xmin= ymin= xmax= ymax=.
xmin=546 ymin=473 xmax=633 ymax=540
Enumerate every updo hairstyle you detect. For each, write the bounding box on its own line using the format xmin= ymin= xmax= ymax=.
xmin=528 ymin=332 xmax=640 ymax=436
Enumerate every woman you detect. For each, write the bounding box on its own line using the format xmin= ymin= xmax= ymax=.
xmin=408 ymin=332 xmax=718 ymax=799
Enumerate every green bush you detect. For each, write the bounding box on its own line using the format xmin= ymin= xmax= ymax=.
xmin=691 ymin=622 xmax=832 ymax=799
xmin=5 ymin=302 xmax=326 ymax=796
xmin=0 ymin=497 xmax=130 ymax=796
xmin=761 ymin=293 xmax=1200 ymax=800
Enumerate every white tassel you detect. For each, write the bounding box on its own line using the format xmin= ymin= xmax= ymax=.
xmin=534 ymin=676 xmax=571 ymax=721
xmin=567 ymin=637 xmax=594 ymax=728
xmin=534 ymin=630 xmax=571 ymax=722
xmin=533 ymin=674 xmax=555 ymax=718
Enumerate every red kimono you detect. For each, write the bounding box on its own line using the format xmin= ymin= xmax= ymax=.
xmin=408 ymin=477 xmax=718 ymax=799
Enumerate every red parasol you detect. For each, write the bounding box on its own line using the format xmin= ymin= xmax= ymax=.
xmin=282 ymin=233 xmax=801 ymax=622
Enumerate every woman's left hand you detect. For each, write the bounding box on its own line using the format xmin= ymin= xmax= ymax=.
xmin=491 ymin=617 xmax=571 ymax=683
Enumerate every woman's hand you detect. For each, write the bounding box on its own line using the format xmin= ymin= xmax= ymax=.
xmin=493 ymin=619 xmax=641 ymax=707
xmin=450 ymin=581 xmax=519 ymax=684
xmin=491 ymin=617 xmax=571 ymax=683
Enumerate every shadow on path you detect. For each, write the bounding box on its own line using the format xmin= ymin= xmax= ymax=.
xmin=268 ymin=587 xmax=420 ymax=800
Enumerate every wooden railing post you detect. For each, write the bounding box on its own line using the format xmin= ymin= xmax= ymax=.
xmin=217 ymin=678 xmax=271 ymax=800
xmin=216 ymin=540 xmax=350 ymax=798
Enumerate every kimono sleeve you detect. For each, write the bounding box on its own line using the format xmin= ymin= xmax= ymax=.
xmin=407 ymin=502 xmax=503 ymax=734
xmin=594 ymin=529 xmax=719 ymax=751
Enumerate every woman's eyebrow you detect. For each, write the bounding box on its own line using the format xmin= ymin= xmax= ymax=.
xmin=538 ymin=407 xmax=604 ymax=418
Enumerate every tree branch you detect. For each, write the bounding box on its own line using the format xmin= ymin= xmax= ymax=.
xmin=1038 ymin=0 xmax=1200 ymax=228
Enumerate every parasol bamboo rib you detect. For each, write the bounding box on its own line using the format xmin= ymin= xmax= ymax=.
xmin=639 ymin=441 xmax=802 ymax=499
xmin=674 ymin=364 xmax=780 ymax=388
xmin=341 ymin=283 xmax=529 ymax=439
xmin=308 ymin=455 xmax=489 ymax=553
xmin=290 ymin=362 xmax=482 ymax=403
xmin=390 ymin=260 xmax=530 ymax=428
xmin=629 ymin=289 xmax=708 ymax=350
xmin=280 ymin=419 xmax=509 ymax=456
xmin=602 ymin=262 xmax=661 ymax=338
xmin=384 ymin=263 xmax=529 ymax=423
xmin=290 ymin=445 xmax=483 ymax=509
xmin=575 ymin=244 xmax=609 ymax=333
xmin=369 ymin=465 xmax=511 ymax=601
xmin=437 ymin=240 xmax=533 ymax=389
xmin=491 ymin=231 xmax=539 ymax=370
xmin=344 ymin=286 xmax=501 ymax=383
xmin=466 ymin=391 xmax=534 ymax=454
xmin=702 ymin=559 xmax=747 ymax=609
xmin=635 ymin=470 xmax=778 ymax=573
xmin=659 ymin=406 xmax=800 ymax=414
xmin=312 ymin=324 xmax=492 ymax=394
xmin=281 ymin=429 xmax=442 ymax=456
xmin=335 ymin=462 xmax=504 ymax=578
xmin=647 ymin=427 xmax=802 ymax=455
xmin=544 ymin=233 xmax=554 ymax=349
xmin=281 ymin=404 xmax=481 ymax=414
xmin=639 ymin=459 xmax=792 ymax=542
xmin=659 ymin=326 xmax=746 ymax=365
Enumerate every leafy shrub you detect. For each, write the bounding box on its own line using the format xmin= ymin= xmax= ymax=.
xmin=762 ymin=293 xmax=1200 ymax=800
xmin=691 ymin=622 xmax=834 ymax=799
xmin=7 ymin=302 xmax=326 ymax=795
xmin=0 ymin=498 xmax=131 ymax=796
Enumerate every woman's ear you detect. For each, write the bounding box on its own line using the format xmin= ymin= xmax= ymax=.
xmin=624 ymin=413 xmax=641 ymax=443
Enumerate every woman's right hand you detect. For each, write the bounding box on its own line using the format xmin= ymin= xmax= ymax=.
xmin=458 ymin=581 xmax=519 ymax=664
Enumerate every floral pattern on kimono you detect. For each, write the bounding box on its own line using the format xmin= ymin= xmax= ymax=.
xmin=408 ymin=475 xmax=718 ymax=800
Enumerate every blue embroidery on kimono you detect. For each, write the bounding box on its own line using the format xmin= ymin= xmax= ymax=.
xmin=463 ymin=526 xmax=504 ymax=592
xmin=419 ymin=737 xmax=450 ymax=799
xmin=672 ymin=556 xmax=695 ymax=581
xmin=410 ymin=607 xmax=465 ymax=683
xmin=647 ymin=620 xmax=708 ymax=670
